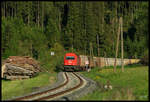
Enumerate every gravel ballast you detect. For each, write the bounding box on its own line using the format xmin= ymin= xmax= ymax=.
xmin=7 ymin=71 xmax=98 ymax=101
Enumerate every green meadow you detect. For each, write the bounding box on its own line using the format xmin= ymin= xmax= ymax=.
xmin=2 ymin=64 xmax=148 ymax=101
xmin=79 ymin=64 xmax=148 ymax=101
xmin=2 ymin=72 xmax=57 ymax=100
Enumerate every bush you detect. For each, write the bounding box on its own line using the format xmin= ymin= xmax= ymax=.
xmin=50 ymin=43 xmax=65 ymax=72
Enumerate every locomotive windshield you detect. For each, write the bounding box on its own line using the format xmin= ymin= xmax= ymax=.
xmin=66 ymin=56 xmax=75 ymax=60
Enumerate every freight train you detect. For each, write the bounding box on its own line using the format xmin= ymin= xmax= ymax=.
xmin=63 ymin=53 xmax=140 ymax=71
xmin=64 ymin=53 xmax=95 ymax=71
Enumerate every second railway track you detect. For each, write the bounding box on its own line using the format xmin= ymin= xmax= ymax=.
xmin=12 ymin=72 xmax=86 ymax=101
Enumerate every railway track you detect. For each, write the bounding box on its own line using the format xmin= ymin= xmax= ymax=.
xmin=12 ymin=72 xmax=85 ymax=101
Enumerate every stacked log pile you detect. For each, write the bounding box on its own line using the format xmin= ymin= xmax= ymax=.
xmin=1 ymin=56 xmax=41 ymax=80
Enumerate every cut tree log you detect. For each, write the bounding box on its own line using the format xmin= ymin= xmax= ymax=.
xmin=6 ymin=76 xmax=30 ymax=80
xmin=5 ymin=64 xmax=34 ymax=74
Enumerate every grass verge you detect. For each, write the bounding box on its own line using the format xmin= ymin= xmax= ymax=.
xmin=2 ymin=72 xmax=57 ymax=100
xmin=78 ymin=64 xmax=148 ymax=101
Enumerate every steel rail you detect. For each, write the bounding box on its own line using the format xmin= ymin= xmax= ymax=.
xmin=13 ymin=72 xmax=69 ymax=101
xmin=36 ymin=72 xmax=84 ymax=101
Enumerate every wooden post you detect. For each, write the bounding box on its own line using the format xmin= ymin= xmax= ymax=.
xmin=120 ymin=17 xmax=124 ymax=72
xmin=114 ymin=18 xmax=121 ymax=73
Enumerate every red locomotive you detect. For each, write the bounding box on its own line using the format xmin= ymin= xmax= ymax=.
xmin=64 ymin=53 xmax=94 ymax=71
xmin=64 ymin=53 xmax=80 ymax=71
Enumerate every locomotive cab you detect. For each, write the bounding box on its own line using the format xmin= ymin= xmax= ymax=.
xmin=64 ymin=53 xmax=79 ymax=71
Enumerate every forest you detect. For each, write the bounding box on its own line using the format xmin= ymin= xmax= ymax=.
xmin=1 ymin=1 xmax=149 ymax=70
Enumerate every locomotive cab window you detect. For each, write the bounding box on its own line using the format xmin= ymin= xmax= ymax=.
xmin=66 ymin=56 xmax=75 ymax=60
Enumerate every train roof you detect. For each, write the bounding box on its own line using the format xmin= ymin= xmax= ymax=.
xmin=65 ymin=53 xmax=78 ymax=56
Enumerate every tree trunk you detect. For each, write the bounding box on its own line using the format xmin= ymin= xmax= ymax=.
xmin=85 ymin=43 xmax=86 ymax=55
xmin=90 ymin=42 xmax=94 ymax=68
xmin=97 ymin=34 xmax=101 ymax=67
xmin=112 ymin=18 xmax=115 ymax=54
xmin=28 ymin=14 xmax=30 ymax=26
xmin=120 ymin=17 xmax=124 ymax=72
xmin=12 ymin=5 xmax=13 ymax=18
xmin=42 ymin=2 xmax=44 ymax=31
xmin=97 ymin=34 xmax=99 ymax=57
xmin=98 ymin=3 xmax=101 ymax=68
xmin=38 ymin=1 xmax=40 ymax=27
xmin=30 ymin=43 xmax=32 ymax=57
xmin=59 ymin=11 xmax=61 ymax=32
xmin=15 ymin=2 xmax=17 ymax=17
xmin=4 ymin=2 xmax=5 ymax=18
xmin=102 ymin=2 xmax=104 ymax=35
xmin=28 ymin=2 xmax=30 ymax=26
xmin=6 ymin=2 xmax=7 ymax=17
xmin=84 ymin=2 xmax=87 ymax=55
